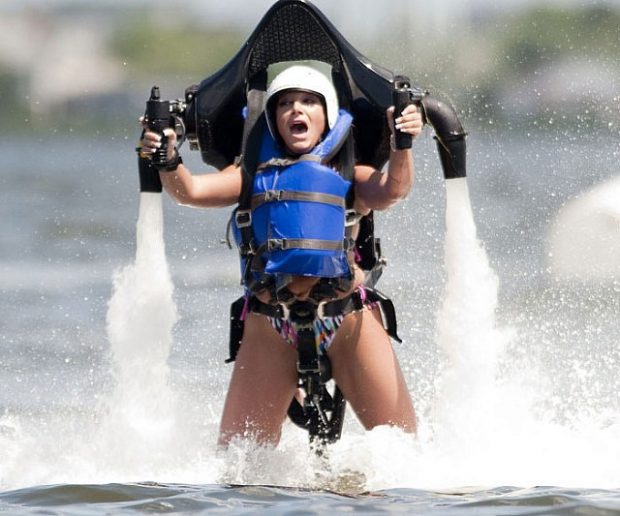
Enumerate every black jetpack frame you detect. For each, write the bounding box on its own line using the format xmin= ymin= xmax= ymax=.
xmin=138 ymin=0 xmax=468 ymax=447
xmin=139 ymin=0 xmax=467 ymax=192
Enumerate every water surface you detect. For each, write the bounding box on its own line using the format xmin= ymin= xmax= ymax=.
xmin=1 ymin=129 xmax=619 ymax=513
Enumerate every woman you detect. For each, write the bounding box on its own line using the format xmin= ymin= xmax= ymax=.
xmin=139 ymin=65 xmax=423 ymax=446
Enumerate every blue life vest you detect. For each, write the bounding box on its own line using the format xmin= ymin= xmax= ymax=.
xmin=233 ymin=110 xmax=355 ymax=292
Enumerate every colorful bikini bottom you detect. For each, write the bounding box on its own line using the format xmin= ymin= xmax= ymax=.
xmin=267 ymin=286 xmax=378 ymax=354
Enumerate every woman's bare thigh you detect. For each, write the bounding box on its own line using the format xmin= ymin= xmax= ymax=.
xmin=327 ymin=307 xmax=416 ymax=432
xmin=218 ymin=313 xmax=298 ymax=446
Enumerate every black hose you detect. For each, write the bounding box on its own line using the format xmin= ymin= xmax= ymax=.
xmin=421 ymin=95 xmax=467 ymax=179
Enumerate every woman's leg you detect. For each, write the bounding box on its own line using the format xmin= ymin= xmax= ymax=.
xmin=327 ymin=307 xmax=417 ymax=432
xmin=218 ymin=313 xmax=298 ymax=446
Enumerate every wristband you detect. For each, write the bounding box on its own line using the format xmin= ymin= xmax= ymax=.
xmin=157 ymin=150 xmax=183 ymax=172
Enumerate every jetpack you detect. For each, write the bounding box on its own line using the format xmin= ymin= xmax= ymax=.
xmin=138 ymin=0 xmax=467 ymax=193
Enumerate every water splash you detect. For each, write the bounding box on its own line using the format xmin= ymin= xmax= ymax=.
xmin=98 ymin=192 xmax=178 ymax=470
xmin=0 ymin=193 xmax=189 ymax=489
xmin=433 ymin=178 xmax=510 ymax=445
xmin=322 ymin=177 xmax=620 ymax=491
xmin=2 ymin=175 xmax=619 ymax=493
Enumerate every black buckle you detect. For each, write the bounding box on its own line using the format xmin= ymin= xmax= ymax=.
xmin=267 ymin=238 xmax=284 ymax=251
xmin=345 ymin=209 xmax=361 ymax=227
xmin=235 ymin=209 xmax=252 ymax=228
xmin=343 ymin=237 xmax=355 ymax=251
xmin=238 ymin=240 xmax=256 ymax=256
xmin=288 ymin=301 xmax=318 ymax=325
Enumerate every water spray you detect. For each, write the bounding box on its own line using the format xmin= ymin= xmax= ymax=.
xmin=420 ymin=88 xmax=509 ymax=449
xmin=390 ymin=66 xmax=511 ymax=449
xmin=97 ymin=89 xmax=180 ymax=466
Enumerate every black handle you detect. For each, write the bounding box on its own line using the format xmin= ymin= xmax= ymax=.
xmin=392 ymin=76 xmax=413 ymax=150
xmin=145 ymin=86 xmax=172 ymax=167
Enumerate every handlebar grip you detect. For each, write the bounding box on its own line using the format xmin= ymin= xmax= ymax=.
xmin=145 ymin=86 xmax=172 ymax=167
xmin=392 ymin=78 xmax=413 ymax=150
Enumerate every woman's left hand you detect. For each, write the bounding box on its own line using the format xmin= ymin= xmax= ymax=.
xmin=388 ymin=104 xmax=423 ymax=140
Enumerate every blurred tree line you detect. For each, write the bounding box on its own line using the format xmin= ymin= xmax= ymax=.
xmin=111 ymin=12 xmax=244 ymax=80
xmin=497 ymin=5 xmax=619 ymax=73
xmin=372 ymin=4 xmax=620 ymax=129
xmin=1 ymin=4 xmax=618 ymax=133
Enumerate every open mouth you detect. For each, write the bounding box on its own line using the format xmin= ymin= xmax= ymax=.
xmin=289 ymin=121 xmax=308 ymax=136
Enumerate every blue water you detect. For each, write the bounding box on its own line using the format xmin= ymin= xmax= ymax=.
xmin=2 ymin=483 xmax=620 ymax=515
xmin=1 ymin=126 xmax=619 ymax=513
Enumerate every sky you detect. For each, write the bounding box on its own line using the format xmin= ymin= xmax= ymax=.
xmin=5 ymin=0 xmax=617 ymax=45
xmin=186 ymin=0 xmax=620 ymax=52
xmin=3 ymin=1 xmax=619 ymax=27
xmin=4 ymin=0 xmax=620 ymax=20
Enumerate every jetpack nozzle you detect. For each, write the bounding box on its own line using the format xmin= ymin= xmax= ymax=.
xmin=420 ymin=95 xmax=467 ymax=180
xmin=138 ymin=155 xmax=162 ymax=193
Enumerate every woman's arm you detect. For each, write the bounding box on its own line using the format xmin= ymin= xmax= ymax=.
xmin=354 ymin=104 xmax=422 ymax=213
xmin=160 ymin=162 xmax=242 ymax=208
xmin=139 ymin=124 xmax=242 ymax=208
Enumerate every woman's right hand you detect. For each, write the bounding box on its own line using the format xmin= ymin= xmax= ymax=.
xmin=137 ymin=117 xmax=177 ymax=162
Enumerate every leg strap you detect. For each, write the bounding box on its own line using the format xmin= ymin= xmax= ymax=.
xmin=363 ymin=288 xmax=402 ymax=343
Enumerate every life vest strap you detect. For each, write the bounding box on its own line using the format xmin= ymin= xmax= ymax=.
xmin=266 ymin=237 xmax=352 ymax=252
xmin=251 ymin=189 xmax=346 ymax=210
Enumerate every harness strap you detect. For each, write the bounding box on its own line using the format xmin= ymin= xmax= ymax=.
xmin=251 ymin=190 xmax=346 ymax=210
xmin=226 ymin=286 xmax=401 ymax=369
xmin=364 ymin=288 xmax=402 ymax=343
xmin=236 ymin=92 xmax=269 ymax=261
xmin=248 ymin=237 xmax=354 ymax=280
xmin=266 ymin=237 xmax=351 ymax=251
xmin=248 ymin=290 xmax=360 ymax=320
xmin=240 ymin=89 xmax=267 ymax=173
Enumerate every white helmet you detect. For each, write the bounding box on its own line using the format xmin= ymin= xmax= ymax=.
xmin=264 ymin=64 xmax=339 ymax=140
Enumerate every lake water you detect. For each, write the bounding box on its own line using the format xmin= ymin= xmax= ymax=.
xmin=1 ymin=124 xmax=619 ymax=514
